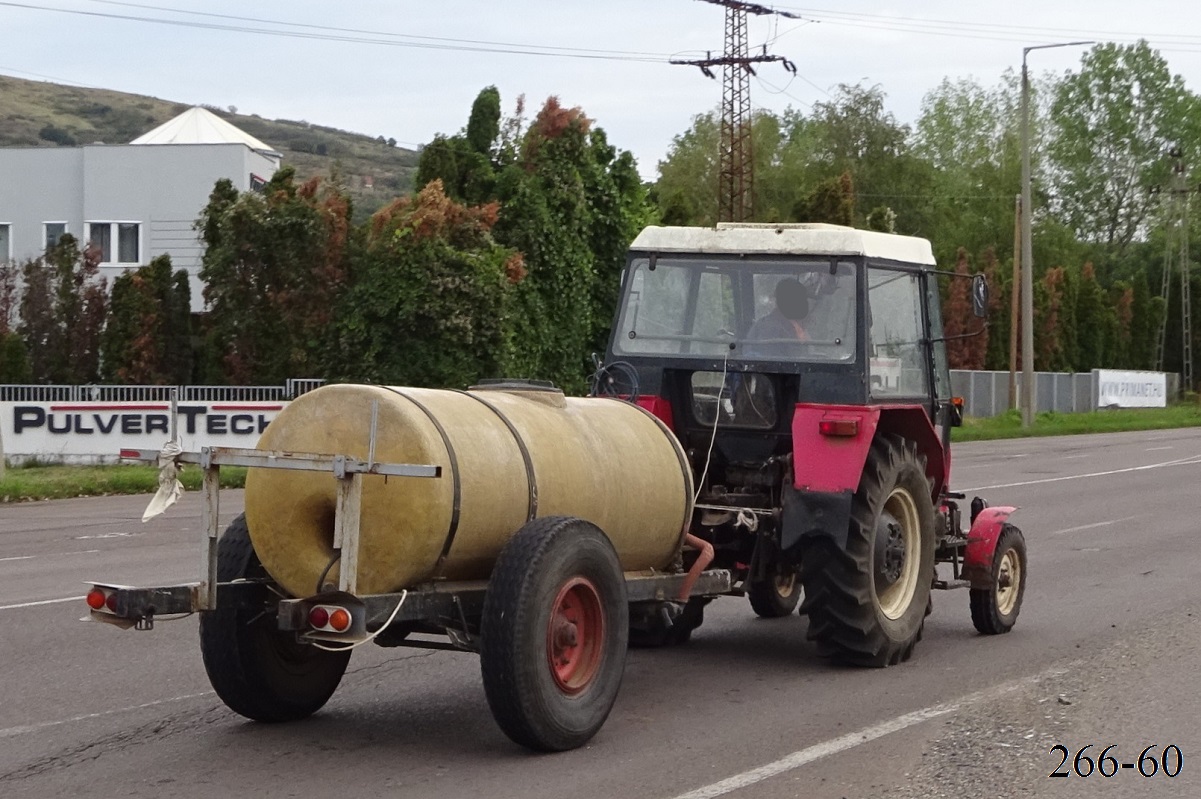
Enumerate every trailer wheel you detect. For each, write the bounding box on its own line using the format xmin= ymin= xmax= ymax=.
xmin=199 ymin=514 xmax=350 ymax=722
xmin=970 ymin=525 xmax=1026 ymax=635
xmin=748 ymin=570 xmax=802 ymax=618
xmin=799 ymin=435 xmax=935 ymax=667
xmin=480 ymin=516 xmax=628 ymax=752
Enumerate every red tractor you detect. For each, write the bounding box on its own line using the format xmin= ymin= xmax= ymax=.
xmin=595 ymin=223 xmax=1026 ymax=664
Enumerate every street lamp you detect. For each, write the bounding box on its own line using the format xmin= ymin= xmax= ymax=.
xmin=1020 ymin=41 xmax=1093 ymax=428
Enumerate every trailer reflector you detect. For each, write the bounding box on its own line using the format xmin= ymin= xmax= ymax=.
xmin=86 ymin=589 xmax=107 ymax=610
xmin=329 ymin=608 xmax=352 ymax=633
xmin=308 ymin=604 xmax=353 ymax=633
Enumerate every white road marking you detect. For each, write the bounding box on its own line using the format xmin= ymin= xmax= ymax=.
xmin=0 ymin=595 xmax=84 ymax=611
xmin=1146 ymin=446 xmax=1174 ymax=451
xmin=1050 ymin=516 xmax=1137 ymax=535
xmin=960 ymin=454 xmax=1201 ymax=492
xmin=0 ymin=692 xmax=214 ymax=739
xmin=666 ymin=667 xmax=1068 ymax=799
xmin=1062 ymin=453 xmax=1091 ymax=460
xmin=0 ymin=549 xmax=101 ymax=564
xmin=72 ymin=531 xmax=143 ymax=540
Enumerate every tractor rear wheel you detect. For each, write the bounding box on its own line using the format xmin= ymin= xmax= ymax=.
xmin=480 ymin=516 xmax=628 ymax=751
xmin=199 ymin=515 xmax=350 ymax=722
xmin=748 ymin=570 xmax=802 ymax=618
xmin=970 ymin=525 xmax=1027 ymax=634
xmin=799 ymin=435 xmax=935 ymax=667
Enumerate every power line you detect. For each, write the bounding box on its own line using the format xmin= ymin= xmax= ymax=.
xmin=0 ymin=1 xmax=676 ymax=62
xmin=771 ymin=4 xmax=1201 ymax=50
xmin=82 ymin=0 xmax=676 ymax=59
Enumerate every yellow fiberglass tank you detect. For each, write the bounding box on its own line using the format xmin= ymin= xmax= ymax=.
xmin=244 ymin=382 xmax=693 ymax=598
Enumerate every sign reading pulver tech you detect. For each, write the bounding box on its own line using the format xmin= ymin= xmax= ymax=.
xmin=0 ymin=401 xmax=285 ymax=462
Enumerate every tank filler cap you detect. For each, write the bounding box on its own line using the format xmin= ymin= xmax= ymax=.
xmin=470 ymin=378 xmax=560 ymax=393
xmin=469 ymin=378 xmax=567 ymax=407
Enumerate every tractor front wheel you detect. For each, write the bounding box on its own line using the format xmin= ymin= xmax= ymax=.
xmin=480 ymin=516 xmax=628 ymax=751
xmin=748 ymin=569 xmax=802 ymax=618
xmin=799 ymin=434 xmax=935 ymax=667
xmin=970 ymin=525 xmax=1027 ymax=635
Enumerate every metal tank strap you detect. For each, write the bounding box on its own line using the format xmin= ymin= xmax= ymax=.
xmin=453 ymin=390 xmax=538 ymax=521
xmin=380 ymin=387 xmax=462 ymax=575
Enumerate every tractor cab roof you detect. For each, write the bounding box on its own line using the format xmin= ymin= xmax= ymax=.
xmin=629 ymin=223 xmax=936 ymax=267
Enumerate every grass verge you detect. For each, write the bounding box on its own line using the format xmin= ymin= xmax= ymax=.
xmin=953 ymin=403 xmax=1201 ymax=442
xmin=0 ymin=464 xmax=247 ymax=503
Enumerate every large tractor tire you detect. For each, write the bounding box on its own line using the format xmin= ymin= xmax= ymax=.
xmin=480 ymin=516 xmax=629 ymax=751
xmin=970 ymin=524 xmax=1027 ymax=635
xmin=747 ymin=570 xmax=803 ymax=618
xmin=199 ymin=515 xmax=350 ymax=722
xmin=799 ymin=435 xmax=935 ymax=667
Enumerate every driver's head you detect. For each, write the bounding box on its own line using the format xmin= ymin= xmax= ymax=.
xmin=775 ymin=278 xmax=809 ymax=320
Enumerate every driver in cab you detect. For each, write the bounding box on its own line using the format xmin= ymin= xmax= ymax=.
xmin=747 ymin=277 xmax=810 ymax=351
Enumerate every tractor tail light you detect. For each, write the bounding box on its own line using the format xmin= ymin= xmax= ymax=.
xmin=818 ymin=418 xmax=859 ymax=437
xmin=86 ymin=588 xmax=108 ymax=610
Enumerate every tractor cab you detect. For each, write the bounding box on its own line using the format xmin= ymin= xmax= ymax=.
xmin=599 ymin=223 xmax=957 ymax=498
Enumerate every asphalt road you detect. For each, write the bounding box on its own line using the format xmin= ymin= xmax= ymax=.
xmin=2 ymin=428 xmax=1200 ymax=798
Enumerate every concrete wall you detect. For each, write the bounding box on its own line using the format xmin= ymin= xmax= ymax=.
xmin=951 ymin=369 xmax=1182 ymax=418
xmin=0 ymin=143 xmax=278 ymax=311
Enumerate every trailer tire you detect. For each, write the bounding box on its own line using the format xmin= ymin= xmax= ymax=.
xmin=480 ymin=516 xmax=628 ymax=751
xmin=970 ymin=525 xmax=1026 ymax=635
xmin=199 ymin=514 xmax=350 ymax=722
xmin=748 ymin=570 xmax=802 ymax=618
xmin=799 ymin=435 xmax=935 ymax=667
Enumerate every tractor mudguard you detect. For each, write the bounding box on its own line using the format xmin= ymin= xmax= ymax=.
xmin=963 ymin=506 xmax=1017 ymax=589
xmin=781 ymin=485 xmax=852 ymax=551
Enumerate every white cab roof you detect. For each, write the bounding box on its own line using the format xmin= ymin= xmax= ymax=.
xmin=630 ymin=223 xmax=936 ymax=266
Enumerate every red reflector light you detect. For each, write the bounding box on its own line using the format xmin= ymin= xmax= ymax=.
xmin=105 ymin=594 xmax=119 ymax=612
xmin=818 ymin=418 xmax=859 ymax=437
xmin=329 ymin=608 xmax=351 ymax=632
xmin=309 ymin=606 xmax=329 ymax=629
xmin=86 ymin=589 xmax=107 ymax=610
xmin=119 ymin=449 xmax=140 ymax=459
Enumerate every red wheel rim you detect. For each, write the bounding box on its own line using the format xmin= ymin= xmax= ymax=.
xmin=546 ymin=576 xmax=605 ymax=695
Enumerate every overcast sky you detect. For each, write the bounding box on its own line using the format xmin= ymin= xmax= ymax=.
xmin=4 ymin=1 xmax=1201 ymax=179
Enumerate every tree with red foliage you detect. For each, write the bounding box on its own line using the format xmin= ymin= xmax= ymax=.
xmin=198 ymin=167 xmax=352 ymax=384
xmin=328 ymin=179 xmax=522 ymax=387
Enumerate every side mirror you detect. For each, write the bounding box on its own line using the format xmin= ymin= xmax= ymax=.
xmin=971 ymin=274 xmax=989 ymax=318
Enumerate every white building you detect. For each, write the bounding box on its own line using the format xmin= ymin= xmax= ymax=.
xmin=0 ymin=107 xmax=280 ymax=311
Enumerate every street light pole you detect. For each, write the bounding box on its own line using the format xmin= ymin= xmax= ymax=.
xmin=1020 ymin=41 xmax=1093 ymax=428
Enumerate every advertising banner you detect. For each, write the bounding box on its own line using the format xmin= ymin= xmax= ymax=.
xmin=1095 ymin=370 xmax=1167 ymax=409
xmin=0 ymin=401 xmax=285 ymax=462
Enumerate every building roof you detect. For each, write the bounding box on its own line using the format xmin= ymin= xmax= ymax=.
xmin=130 ymin=106 xmax=279 ymax=157
xmin=629 ymin=223 xmax=937 ymax=266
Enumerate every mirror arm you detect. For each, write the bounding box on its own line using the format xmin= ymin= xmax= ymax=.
xmin=928 ymin=320 xmax=989 ymax=344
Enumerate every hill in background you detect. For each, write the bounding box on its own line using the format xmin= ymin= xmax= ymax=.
xmin=0 ymin=73 xmax=419 ymax=219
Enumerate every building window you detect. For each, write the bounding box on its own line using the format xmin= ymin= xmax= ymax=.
xmin=86 ymin=222 xmax=141 ymax=264
xmin=44 ymin=222 xmax=67 ymax=249
xmin=0 ymin=224 xmax=10 ymax=263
